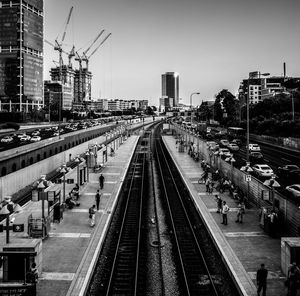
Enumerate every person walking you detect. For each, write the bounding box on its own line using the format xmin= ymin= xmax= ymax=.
xmin=99 ymin=174 xmax=105 ymax=190
xmin=256 ymin=263 xmax=268 ymax=296
xmin=235 ymin=202 xmax=245 ymax=223
xmin=221 ymin=201 xmax=230 ymax=225
xmin=95 ymin=190 xmax=101 ymax=211
xmin=89 ymin=205 xmax=96 ymax=227
xmin=287 ymin=262 xmax=300 ymax=296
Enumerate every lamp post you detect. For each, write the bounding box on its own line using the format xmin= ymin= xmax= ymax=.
xmin=85 ymin=151 xmax=92 ymax=182
xmin=0 ymin=198 xmax=22 ymax=244
xmin=246 ymin=72 xmax=269 ymax=162
xmin=291 ymin=92 xmax=295 ymax=122
xmin=190 ymin=92 xmax=200 ymax=125
xmin=225 ymin=154 xmax=236 ymax=180
xmin=190 ymin=92 xmax=200 ymax=110
xmin=37 ymin=177 xmax=46 ymax=220
xmin=75 ymin=155 xmax=81 ymax=187
xmin=59 ymin=164 xmax=68 ymax=203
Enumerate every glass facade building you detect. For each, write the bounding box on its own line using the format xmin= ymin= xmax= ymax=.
xmin=0 ymin=0 xmax=43 ymax=112
xmin=162 ymin=72 xmax=179 ymax=108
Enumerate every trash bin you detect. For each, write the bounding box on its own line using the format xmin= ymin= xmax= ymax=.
xmin=53 ymin=203 xmax=63 ymax=223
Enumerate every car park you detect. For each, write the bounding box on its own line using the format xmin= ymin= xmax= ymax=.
xmin=19 ymin=135 xmax=31 ymax=142
xmin=206 ymin=141 xmax=219 ymax=151
xmin=228 ymin=143 xmax=239 ymax=151
xmin=218 ymin=148 xmax=231 ymax=157
xmin=232 ymin=139 xmax=242 ymax=146
xmin=252 ymin=164 xmax=274 ymax=177
xmin=247 ymin=143 xmax=261 ymax=152
xmin=249 ymin=152 xmax=264 ymax=163
xmin=219 ymin=139 xmax=230 ymax=147
xmin=1 ymin=136 xmax=14 ymax=143
xmin=278 ymin=164 xmax=300 ymax=177
xmin=17 ymin=133 xmax=27 ymax=138
xmin=286 ymin=184 xmax=300 ymax=198
xmin=30 ymin=136 xmax=41 ymax=142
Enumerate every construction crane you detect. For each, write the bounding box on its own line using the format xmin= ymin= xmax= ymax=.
xmin=75 ymin=29 xmax=104 ymax=71
xmin=45 ymin=6 xmax=74 ymax=82
xmin=82 ymin=30 xmax=105 ymax=59
xmin=83 ymin=33 xmax=112 ymax=70
xmin=68 ymin=45 xmax=75 ymax=68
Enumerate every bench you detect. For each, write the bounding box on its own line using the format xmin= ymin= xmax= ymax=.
xmin=93 ymin=164 xmax=105 ymax=173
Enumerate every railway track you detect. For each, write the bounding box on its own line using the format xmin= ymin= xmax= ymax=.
xmin=153 ymin=126 xmax=239 ymax=296
xmin=87 ymin=131 xmax=152 ymax=295
xmin=87 ymin=123 xmax=240 ymax=296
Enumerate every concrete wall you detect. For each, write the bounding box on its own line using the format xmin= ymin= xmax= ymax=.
xmin=0 ymin=133 xmax=114 ymax=200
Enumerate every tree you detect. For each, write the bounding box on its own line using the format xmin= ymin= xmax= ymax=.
xmin=214 ymin=89 xmax=238 ymax=125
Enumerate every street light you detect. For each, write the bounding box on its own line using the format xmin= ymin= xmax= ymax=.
xmin=246 ymin=72 xmax=269 ymax=162
xmin=85 ymin=151 xmax=93 ymax=182
xmin=0 ymin=197 xmax=22 ymax=244
xmin=58 ymin=164 xmax=68 ymax=203
xmin=190 ymin=92 xmax=200 ymax=110
xmin=225 ymin=153 xmax=236 ymax=180
xmin=75 ymin=155 xmax=81 ymax=187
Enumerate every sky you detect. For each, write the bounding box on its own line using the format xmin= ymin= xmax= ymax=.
xmin=44 ymin=0 xmax=300 ymax=107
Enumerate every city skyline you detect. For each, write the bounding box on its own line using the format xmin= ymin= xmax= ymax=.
xmin=45 ymin=0 xmax=300 ymax=106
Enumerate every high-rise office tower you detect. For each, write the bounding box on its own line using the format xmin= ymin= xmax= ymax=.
xmin=0 ymin=0 xmax=43 ymax=112
xmin=161 ymin=72 xmax=179 ymax=107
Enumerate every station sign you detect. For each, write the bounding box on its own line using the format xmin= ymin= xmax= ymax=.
xmin=245 ymin=175 xmax=252 ymax=182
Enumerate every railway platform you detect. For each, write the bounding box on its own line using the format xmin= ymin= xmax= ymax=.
xmin=163 ymin=135 xmax=287 ymax=296
xmin=0 ymin=135 xmax=139 ymax=296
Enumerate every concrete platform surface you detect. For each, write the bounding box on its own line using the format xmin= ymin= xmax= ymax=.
xmin=0 ymin=135 xmax=139 ymax=296
xmin=163 ymin=135 xmax=287 ymax=296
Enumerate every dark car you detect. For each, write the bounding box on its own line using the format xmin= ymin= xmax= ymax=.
xmin=249 ymin=152 xmax=264 ymax=163
xmin=232 ymin=139 xmax=242 ymax=146
xmin=278 ymin=165 xmax=300 ymax=178
xmin=288 ymin=170 xmax=300 ymax=183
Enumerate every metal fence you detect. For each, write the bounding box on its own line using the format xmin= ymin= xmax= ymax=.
xmin=172 ymin=124 xmax=300 ymax=237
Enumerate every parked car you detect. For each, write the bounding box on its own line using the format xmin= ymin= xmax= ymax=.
xmin=1 ymin=136 xmax=14 ymax=143
xmin=228 ymin=143 xmax=239 ymax=151
xmin=19 ymin=135 xmax=31 ymax=142
xmin=207 ymin=141 xmax=219 ymax=151
xmin=249 ymin=152 xmax=264 ymax=163
xmin=31 ymin=130 xmax=40 ymax=136
xmin=252 ymin=164 xmax=274 ymax=177
xmin=232 ymin=139 xmax=242 ymax=146
xmin=17 ymin=133 xmax=27 ymax=138
xmin=278 ymin=164 xmax=300 ymax=177
xmin=220 ymin=139 xmax=230 ymax=147
xmin=218 ymin=148 xmax=231 ymax=157
xmin=247 ymin=143 xmax=261 ymax=152
xmin=288 ymin=170 xmax=300 ymax=183
xmin=286 ymin=184 xmax=300 ymax=198
xmin=30 ymin=136 xmax=41 ymax=142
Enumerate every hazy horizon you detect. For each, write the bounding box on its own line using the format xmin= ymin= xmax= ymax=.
xmin=44 ymin=0 xmax=300 ymax=106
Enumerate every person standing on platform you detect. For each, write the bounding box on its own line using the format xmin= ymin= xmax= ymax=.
xmin=99 ymin=174 xmax=105 ymax=190
xmin=89 ymin=205 xmax=96 ymax=227
xmin=235 ymin=202 xmax=245 ymax=223
xmin=256 ymin=263 xmax=268 ymax=296
xmin=287 ymin=262 xmax=300 ymax=296
xmin=221 ymin=201 xmax=229 ymax=225
xmin=95 ymin=190 xmax=101 ymax=211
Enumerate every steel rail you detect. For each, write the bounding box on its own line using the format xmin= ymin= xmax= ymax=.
xmin=105 ymin=145 xmax=146 ymax=295
xmin=154 ymin=135 xmax=219 ymax=296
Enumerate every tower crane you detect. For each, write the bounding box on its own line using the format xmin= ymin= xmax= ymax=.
xmin=75 ymin=29 xmax=104 ymax=71
xmin=44 ymin=6 xmax=74 ymax=82
xmin=83 ymin=33 xmax=112 ymax=70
